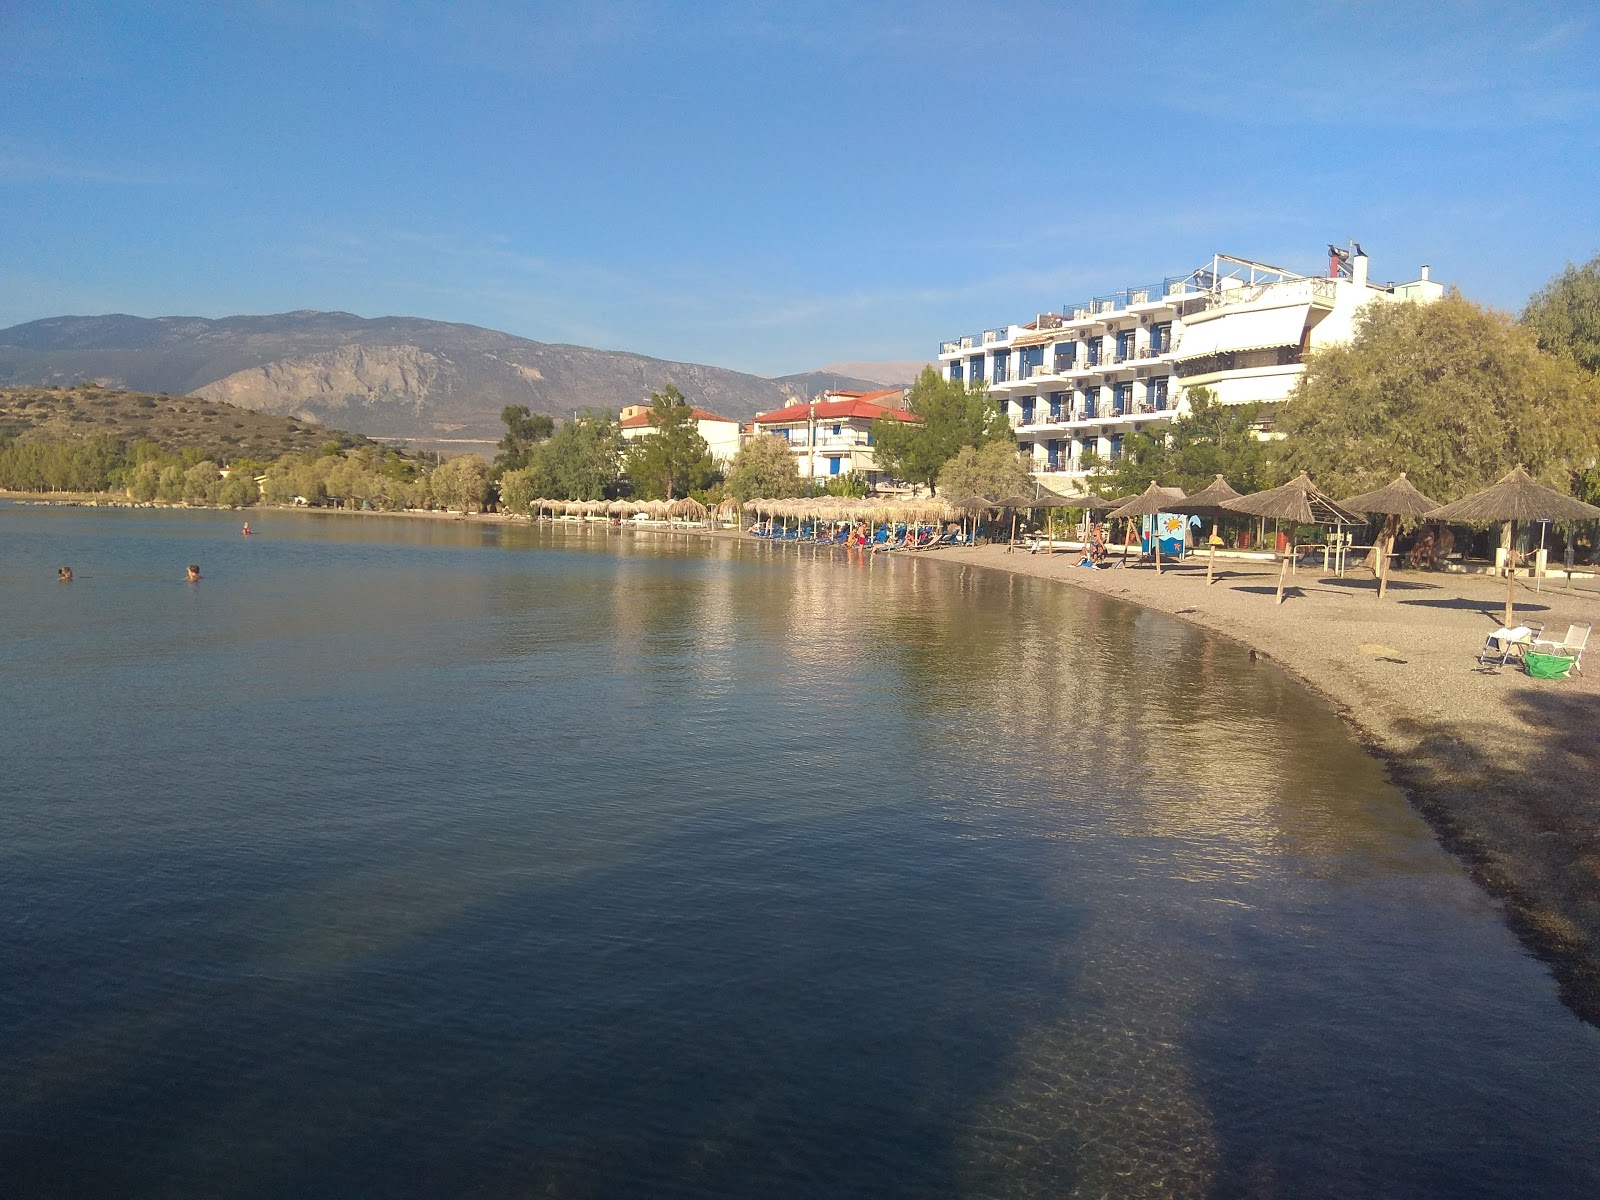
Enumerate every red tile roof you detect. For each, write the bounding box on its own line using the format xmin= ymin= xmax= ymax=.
xmin=618 ymin=406 xmax=735 ymax=429
xmin=754 ymin=397 xmax=918 ymax=425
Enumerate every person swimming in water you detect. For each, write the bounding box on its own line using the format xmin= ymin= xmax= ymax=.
xmin=241 ymin=522 xmax=252 ymax=535
xmin=186 ymin=563 xmax=202 ymax=581
xmin=58 ymin=566 xmax=73 ymax=581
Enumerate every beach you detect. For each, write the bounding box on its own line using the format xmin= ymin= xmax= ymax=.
xmin=925 ymin=540 xmax=1600 ymax=1024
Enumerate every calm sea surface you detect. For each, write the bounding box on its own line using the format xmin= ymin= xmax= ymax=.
xmin=2 ymin=503 xmax=1597 ymax=1198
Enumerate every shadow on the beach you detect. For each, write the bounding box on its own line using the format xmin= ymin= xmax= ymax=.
xmin=1399 ymin=596 xmax=1550 ymax=615
xmin=1319 ymin=576 xmax=1439 ymax=594
xmin=1505 ymin=687 xmax=1600 ymax=756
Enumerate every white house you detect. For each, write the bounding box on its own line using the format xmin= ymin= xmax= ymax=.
xmin=749 ymin=389 xmax=916 ymax=486
xmin=618 ymin=403 xmax=742 ymax=463
xmin=936 ymin=244 xmax=1444 ymax=483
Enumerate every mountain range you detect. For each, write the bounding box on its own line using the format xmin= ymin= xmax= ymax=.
xmin=0 ymin=312 xmax=923 ymax=442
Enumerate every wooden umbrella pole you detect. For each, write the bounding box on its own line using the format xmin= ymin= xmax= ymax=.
xmin=1504 ymin=518 xmax=1516 ymax=628
xmin=1207 ymin=523 xmax=1218 ymax=584
xmin=1154 ymin=521 xmax=1162 ymax=575
xmin=1276 ymin=553 xmax=1290 ymax=604
xmin=1009 ymin=510 xmax=1018 ymax=552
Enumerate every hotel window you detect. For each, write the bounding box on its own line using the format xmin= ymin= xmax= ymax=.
xmin=1019 ymin=397 xmax=1035 ymax=425
xmin=1152 ymin=323 xmax=1172 ymax=354
xmin=1151 ymin=376 xmax=1170 ymax=409
xmin=1085 ymin=338 xmax=1100 ymax=367
xmin=992 ymin=351 xmax=1010 ymax=383
xmin=950 ymin=361 xmax=964 ymax=382
xmin=1116 ymin=330 xmax=1134 ymax=360
xmin=969 ymin=355 xmax=984 ymax=382
xmin=1053 ymin=343 xmax=1074 ymax=372
xmin=1113 ymin=383 xmax=1129 ymax=414
xmin=1084 ymin=385 xmax=1100 ymax=416
xmin=1048 ymin=392 xmax=1064 ymax=420
xmin=829 ymin=457 xmax=842 ymax=475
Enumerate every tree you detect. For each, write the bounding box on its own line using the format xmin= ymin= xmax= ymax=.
xmin=494 ymin=404 xmax=555 ymax=474
xmin=498 ymin=467 xmax=541 ymax=515
xmin=430 ymin=454 xmax=490 ymax=512
xmin=536 ymin=412 xmax=622 ymax=500
xmin=723 ymin=433 xmax=801 ymax=501
xmin=623 ymin=385 xmax=715 ymax=500
xmin=1090 ymin=388 xmax=1274 ymax=498
xmin=1523 ymin=254 xmax=1600 ymax=374
xmin=1277 ymin=294 xmax=1600 ymax=499
xmin=870 ymin=367 xmax=1010 ymax=492
xmin=936 ymin=440 xmax=1033 ymax=499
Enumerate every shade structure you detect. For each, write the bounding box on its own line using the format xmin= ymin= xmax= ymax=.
xmin=1053 ymin=490 xmax=1117 ymax=511
xmin=1106 ymin=482 xmax=1187 ymax=573
xmin=1341 ymin=473 xmax=1441 ymax=599
xmin=1225 ymin=473 xmax=1360 ymax=604
xmin=668 ymin=496 xmax=707 ymax=520
xmin=1224 ymin=472 xmax=1362 ymax=525
xmin=1425 ymin=465 xmax=1600 ymax=626
xmin=1168 ymin=475 xmax=1244 ymax=584
xmin=1167 ymin=475 xmax=1244 ymax=517
xmin=945 ymin=493 xmax=998 ymax=512
xmin=1425 ymin=465 xmax=1600 ymax=525
xmin=1340 ymin=472 xmax=1440 ymax=518
xmin=1108 ymin=482 xmax=1187 ymax=520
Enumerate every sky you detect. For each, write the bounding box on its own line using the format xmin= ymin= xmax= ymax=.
xmin=3 ymin=1 xmax=1598 ymax=376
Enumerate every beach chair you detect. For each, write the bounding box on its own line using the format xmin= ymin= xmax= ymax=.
xmin=1531 ymin=623 xmax=1589 ymax=675
xmin=1477 ymin=622 xmax=1542 ymax=667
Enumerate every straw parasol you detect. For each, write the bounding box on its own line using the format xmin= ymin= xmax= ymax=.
xmin=1424 ymin=465 xmax=1600 ymax=626
xmin=1341 ymin=473 xmax=1439 ymax=599
xmin=1168 ymin=475 xmax=1243 ymax=584
xmin=668 ymin=496 xmax=708 ymax=522
xmin=1225 ymin=473 xmax=1362 ymax=603
xmin=1108 ymin=482 xmax=1187 ymax=572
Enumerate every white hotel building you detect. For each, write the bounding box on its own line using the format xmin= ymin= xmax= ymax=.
xmin=937 ymin=246 xmax=1443 ymax=484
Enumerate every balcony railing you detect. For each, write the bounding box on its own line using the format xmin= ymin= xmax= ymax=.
xmin=982 ymin=328 xmax=1007 ymax=344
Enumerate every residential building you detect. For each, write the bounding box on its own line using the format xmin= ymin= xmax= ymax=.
xmin=749 ymin=389 xmax=916 ymax=486
xmin=936 ymin=245 xmax=1444 ymax=483
xmin=619 ymin=403 xmax=742 ymax=463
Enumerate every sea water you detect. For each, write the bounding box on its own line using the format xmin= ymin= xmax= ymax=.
xmin=2 ymin=503 xmax=1597 ymax=1198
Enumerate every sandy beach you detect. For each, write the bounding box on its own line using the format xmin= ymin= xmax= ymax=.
xmin=920 ymin=540 xmax=1600 ymax=1025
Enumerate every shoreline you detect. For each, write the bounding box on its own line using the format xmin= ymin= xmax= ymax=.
xmin=14 ymin=495 xmax=1600 ymax=1026
xmin=918 ymin=542 xmax=1600 ymax=1028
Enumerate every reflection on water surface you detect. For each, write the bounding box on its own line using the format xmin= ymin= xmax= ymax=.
xmin=2 ymin=506 xmax=1597 ymax=1198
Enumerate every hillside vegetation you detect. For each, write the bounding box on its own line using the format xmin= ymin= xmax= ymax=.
xmin=0 ymin=384 xmax=369 ymax=461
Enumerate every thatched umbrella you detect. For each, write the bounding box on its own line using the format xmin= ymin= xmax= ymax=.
xmin=1424 ymin=465 xmax=1600 ymax=626
xmin=1341 ymin=473 xmax=1440 ymax=599
xmin=1108 ymin=482 xmax=1187 ymax=573
xmin=1167 ymin=475 xmax=1244 ymax=584
xmin=669 ymin=496 xmax=708 ymax=523
xmin=1225 ymin=473 xmax=1362 ymax=603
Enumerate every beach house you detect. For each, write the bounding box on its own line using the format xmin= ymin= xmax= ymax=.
xmin=750 ymin=389 xmax=918 ymax=487
xmin=619 ymin=403 xmax=742 ymax=464
xmin=936 ymin=244 xmax=1444 ymax=485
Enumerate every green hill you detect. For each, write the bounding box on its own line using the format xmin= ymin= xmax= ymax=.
xmin=0 ymin=384 xmax=374 ymax=462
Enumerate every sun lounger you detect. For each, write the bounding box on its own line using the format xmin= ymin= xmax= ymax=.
xmin=1531 ymin=623 xmax=1589 ymax=675
xmin=1478 ymin=622 xmax=1543 ymax=667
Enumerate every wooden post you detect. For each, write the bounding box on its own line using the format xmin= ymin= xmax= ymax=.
xmin=1276 ymin=553 xmax=1290 ymax=604
xmin=1154 ymin=521 xmax=1162 ymax=575
xmin=1504 ymin=519 xmax=1516 ymax=629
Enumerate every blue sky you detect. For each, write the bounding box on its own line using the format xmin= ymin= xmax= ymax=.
xmin=3 ymin=1 xmax=1597 ymax=376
